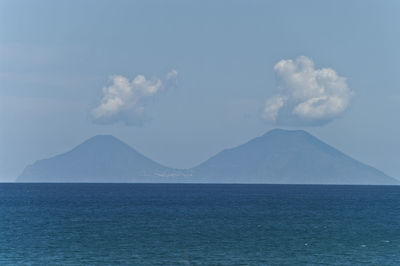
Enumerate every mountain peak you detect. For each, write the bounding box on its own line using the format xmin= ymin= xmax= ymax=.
xmin=244 ymin=128 xmax=316 ymax=149
xmin=262 ymin=128 xmax=310 ymax=137
xmin=89 ymin=134 xmax=116 ymax=139
xmin=84 ymin=134 xmax=123 ymax=144
xmin=74 ymin=134 xmax=131 ymax=152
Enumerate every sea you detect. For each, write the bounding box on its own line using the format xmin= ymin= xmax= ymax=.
xmin=1 ymin=184 xmax=399 ymax=265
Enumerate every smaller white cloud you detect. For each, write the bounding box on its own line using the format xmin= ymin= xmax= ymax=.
xmin=166 ymin=69 xmax=178 ymax=80
xmin=91 ymin=70 xmax=177 ymax=126
xmin=263 ymin=56 xmax=353 ymax=126
xmin=165 ymin=69 xmax=179 ymax=88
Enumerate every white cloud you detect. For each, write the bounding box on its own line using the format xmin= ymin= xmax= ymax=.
xmin=262 ymin=95 xmax=286 ymax=121
xmin=91 ymin=70 xmax=177 ymax=126
xmin=263 ymin=56 xmax=353 ymax=126
xmin=164 ymin=69 xmax=179 ymax=89
xmin=166 ymin=69 xmax=178 ymax=80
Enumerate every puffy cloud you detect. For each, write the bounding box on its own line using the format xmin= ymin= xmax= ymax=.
xmin=91 ymin=70 xmax=177 ymax=126
xmin=263 ymin=56 xmax=353 ymax=126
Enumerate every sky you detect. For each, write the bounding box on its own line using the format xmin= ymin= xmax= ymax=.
xmin=0 ymin=0 xmax=399 ymax=182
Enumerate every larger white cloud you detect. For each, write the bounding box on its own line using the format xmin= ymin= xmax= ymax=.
xmin=91 ymin=70 xmax=178 ymax=126
xmin=263 ymin=56 xmax=353 ymax=126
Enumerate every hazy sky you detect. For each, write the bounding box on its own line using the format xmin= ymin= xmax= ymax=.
xmin=1 ymin=0 xmax=399 ymax=181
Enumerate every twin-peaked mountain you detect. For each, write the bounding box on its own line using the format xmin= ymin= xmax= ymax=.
xmin=17 ymin=129 xmax=399 ymax=184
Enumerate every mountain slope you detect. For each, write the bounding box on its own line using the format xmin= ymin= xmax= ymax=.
xmin=191 ymin=129 xmax=398 ymax=185
xmin=17 ymin=135 xmax=180 ymax=182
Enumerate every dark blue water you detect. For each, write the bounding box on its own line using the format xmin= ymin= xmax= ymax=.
xmin=1 ymin=184 xmax=400 ymax=265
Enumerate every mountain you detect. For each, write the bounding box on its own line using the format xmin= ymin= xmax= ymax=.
xmin=191 ymin=129 xmax=398 ymax=185
xmin=17 ymin=130 xmax=399 ymax=184
xmin=17 ymin=135 xmax=184 ymax=183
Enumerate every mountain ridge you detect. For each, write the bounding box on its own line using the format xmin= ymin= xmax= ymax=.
xmin=17 ymin=129 xmax=399 ymax=184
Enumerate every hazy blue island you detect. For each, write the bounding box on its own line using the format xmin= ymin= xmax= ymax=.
xmin=17 ymin=129 xmax=398 ymax=185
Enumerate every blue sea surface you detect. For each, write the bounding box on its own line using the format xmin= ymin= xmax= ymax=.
xmin=1 ymin=184 xmax=400 ymax=265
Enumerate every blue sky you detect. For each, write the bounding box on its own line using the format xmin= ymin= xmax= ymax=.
xmin=1 ymin=0 xmax=399 ymax=181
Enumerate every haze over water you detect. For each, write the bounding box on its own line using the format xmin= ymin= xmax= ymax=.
xmin=1 ymin=183 xmax=399 ymax=265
